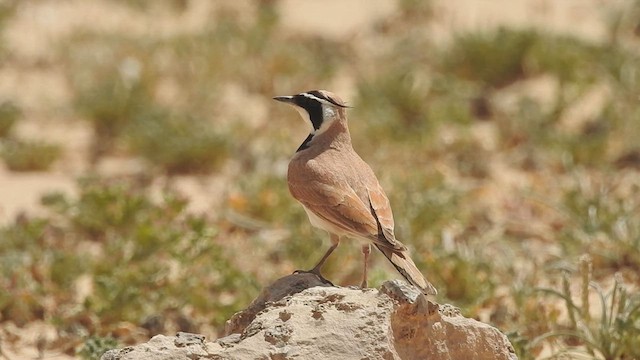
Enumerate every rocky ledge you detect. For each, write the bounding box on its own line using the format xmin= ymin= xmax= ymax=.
xmin=102 ymin=273 xmax=517 ymax=360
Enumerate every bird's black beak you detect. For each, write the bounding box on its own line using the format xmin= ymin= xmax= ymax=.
xmin=273 ymin=95 xmax=294 ymax=104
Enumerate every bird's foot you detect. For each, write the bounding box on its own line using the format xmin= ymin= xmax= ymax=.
xmin=360 ymin=279 xmax=368 ymax=290
xmin=293 ymin=269 xmax=335 ymax=286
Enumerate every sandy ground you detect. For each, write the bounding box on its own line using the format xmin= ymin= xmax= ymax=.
xmin=0 ymin=0 xmax=631 ymax=358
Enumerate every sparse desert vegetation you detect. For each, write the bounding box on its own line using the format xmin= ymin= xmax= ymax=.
xmin=0 ymin=1 xmax=639 ymax=359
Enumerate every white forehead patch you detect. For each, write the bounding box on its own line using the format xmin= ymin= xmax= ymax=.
xmin=300 ymin=92 xmax=324 ymax=101
xmin=301 ymin=92 xmax=334 ymax=107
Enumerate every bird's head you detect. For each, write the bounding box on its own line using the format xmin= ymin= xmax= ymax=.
xmin=273 ymin=90 xmax=349 ymax=135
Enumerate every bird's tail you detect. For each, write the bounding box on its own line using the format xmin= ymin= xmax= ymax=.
xmin=375 ymin=244 xmax=437 ymax=295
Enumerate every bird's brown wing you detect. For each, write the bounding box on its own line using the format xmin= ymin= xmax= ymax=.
xmin=290 ymin=179 xmax=403 ymax=250
xmin=366 ymin=183 xmax=405 ymax=250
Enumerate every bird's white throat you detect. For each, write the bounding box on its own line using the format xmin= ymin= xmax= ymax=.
xmin=293 ymin=106 xmax=314 ymax=134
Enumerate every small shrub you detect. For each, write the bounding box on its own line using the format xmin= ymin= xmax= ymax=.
xmin=41 ymin=177 xmax=157 ymax=240
xmin=127 ymin=109 xmax=230 ymax=174
xmin=0 ymin=100 xmax=20 ymax=138
xmin=78 ymin=336 xmax=118 ymax=360
xmin=74 ymin=62 xmax=156 ymax=162
xmin=355 ymin=66 xmax=475 ymax=148
xmin=397 ymin=0 xmax=434 ymax=21
xmin=0 ymin=139 xmax=62 ymax=171
xmin=439 ymin=28 xmax=539 ymax=89
xmin=63 ymin=33 xmax=158 ymax=162
xmin=0 ymin=1 xmax=17 ymax=58
xmin=0 ymin=217 xmax=50 ymax=326
xmin=106 ymin=0 xmax=187 ymax=12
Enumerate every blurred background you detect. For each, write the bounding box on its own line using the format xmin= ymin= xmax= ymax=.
xmin=0 ymin=0 xmax=639 ymax=359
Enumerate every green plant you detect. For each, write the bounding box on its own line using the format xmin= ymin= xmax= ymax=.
xmin=74 ymin=69 xmax=152 ymax=143
xmin=556 ymin=171 xmax=640 ymax=271
xmin=355 ymin=71 xmax=476 ymax=148
xmin=0 ymin=100 xmax=20 ymax=138
xmin=0 ymin=217 xmax=50 ymax=326
xmin=397 ymin=0 xmax=433 ymax=21
xmin=106 ymin=0 xmax=187 ymax=12
xmin=126 ymin=108 xmax=230 ymax=174
xmin=62 ymin=33 xmax=159 ymax=162
xmin=356 ymin=67 xmax=430 ymax=137
xmin=0 ymin=0 xmax=17 ymax=59
xmin=41 ymin=177 xmax=157 ymax=240
xmin=535 ymin=256 xmax=640 ymax=359
xmin=0 ymin=139 xmax=62 ymax=171
xmin=78 ymin=336 xmax=118 ymax=360
xmin=1 ymin=177 xmax=258 ymax=343
xmin=440 ymin=28 xmax=539 ymax=89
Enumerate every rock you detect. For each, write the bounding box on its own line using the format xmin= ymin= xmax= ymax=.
xmin=101 ymin=332 xmax=208 ymax=360
xmin=224 ymin=272 xmax=332 ymax=335
xmin=102 ymin=274 xmax=518 ymax=360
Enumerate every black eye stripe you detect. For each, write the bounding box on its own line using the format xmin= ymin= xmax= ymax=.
xmin=293 ymin=95 xmax=323 ymax=130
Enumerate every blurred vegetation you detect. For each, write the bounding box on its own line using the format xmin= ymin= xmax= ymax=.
xmin=78 ymin=335 xmax=118 ymax=360
xmin=0 ymin=100 xmax=20 ymax=138
xmin=0 ymin=101 xmax=62 ymax=171
xmin=0 ymin=139 xmax=62 ymax=171
xmin=534 ymin=256 xmax=640 ymax=359
xmin=61 ymin=1 xmax=346 ymax=172
xmin=0 ymin=177 xmax=257 ymax=339
xmin=1 ymin=0 xmax=639 ymax=358
xmin=126 ymin=108 xmax=230 ymax=174
xmin=0 ymin=0 xmax=17 ymax=59
xmin=107 ymin=0 xmax=188 ymax=12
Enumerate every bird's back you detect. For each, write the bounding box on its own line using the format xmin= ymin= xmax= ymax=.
xmin=288 ymin=128 xmax=397 ymax=245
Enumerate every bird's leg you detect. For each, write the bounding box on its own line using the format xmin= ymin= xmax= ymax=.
xmin=310 ymin=234 xmax=340 ymax=273
xmin=360 ymin=244 xmax=371 ymax=289
xmin=294 ymin=234 xmax=339 ymax=286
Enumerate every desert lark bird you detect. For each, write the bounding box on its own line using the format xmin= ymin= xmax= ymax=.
xmin=273 ymin=90 xmax=437 ymax=295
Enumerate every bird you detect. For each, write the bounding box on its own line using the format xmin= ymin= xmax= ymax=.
xmin=273 ymin=90 xmax=437 ymax=295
